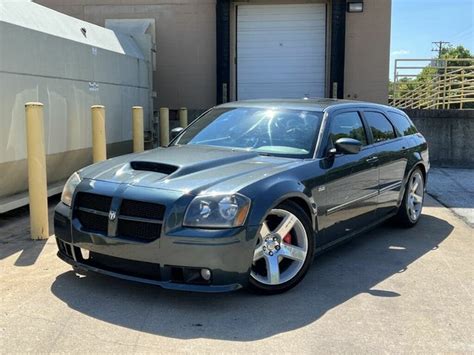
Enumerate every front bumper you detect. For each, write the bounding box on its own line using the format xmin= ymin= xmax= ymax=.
xmin=56 ymin=247 xmax=243 ymax=293
xmin=54 ymin=189 xmax=259 ymax=293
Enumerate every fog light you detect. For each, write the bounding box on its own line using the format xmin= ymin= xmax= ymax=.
xmin=200 ymin=268 xmax=211 ymax=281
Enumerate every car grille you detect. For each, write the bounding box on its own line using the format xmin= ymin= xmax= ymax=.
xmin=76 ymin=209 xmax=109 ymax=234
xmin=120 ymin=199 xmax=165 ymax=220
xmin=75 ymin=192 xmax=112 ymax=212
xmin=74 ymin=192 xmax=165 ymax=242
xmin=117 ymin=199 xmax=164 ymax=241
xmin=74 ymin=193 xmax=111 ymax=234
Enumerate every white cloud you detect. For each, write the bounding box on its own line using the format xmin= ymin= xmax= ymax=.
xmin=391 ymin=49 xmax=410 ymax=56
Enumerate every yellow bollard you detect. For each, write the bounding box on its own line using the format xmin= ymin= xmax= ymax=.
xmin=91 ymin=105 xmax=107 ymax=162
xmin=159 ymin=107 xmax=169 ymax=146
xmin=179 ymin=107 xmax=188 ymax=128
xmin=25 ymin=102 xmax=49 ymax=240
xmin=132 ymin=106 xmax=144 ymax=153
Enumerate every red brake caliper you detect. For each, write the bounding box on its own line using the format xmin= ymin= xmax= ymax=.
xmin=283 ymin=233 xmax=292 ymax=244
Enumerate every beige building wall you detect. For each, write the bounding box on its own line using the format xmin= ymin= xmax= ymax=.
xmin=36 ymin=0 xmax=392 ymax=106
xmin=35 ymin=0 xmax=217 ymax=112
xmin=344 ymin=0 xmax=391 ymax=104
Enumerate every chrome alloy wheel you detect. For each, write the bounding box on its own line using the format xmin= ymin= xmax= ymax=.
xmin=407 ymin=171 xmax=424 ymax=221
xmin=251 ymin=209 xmax=308 ymax=285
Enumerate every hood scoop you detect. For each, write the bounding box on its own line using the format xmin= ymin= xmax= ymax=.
xmin=130 ymin=161 xmax=179 ymax=175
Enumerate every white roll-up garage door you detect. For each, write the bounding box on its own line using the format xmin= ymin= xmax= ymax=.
xmin=237 ymin=3 xmax=326 ymax=100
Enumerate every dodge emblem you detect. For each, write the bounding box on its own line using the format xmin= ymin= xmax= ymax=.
xmin=108 ymin=210 xmax=117 ymax=221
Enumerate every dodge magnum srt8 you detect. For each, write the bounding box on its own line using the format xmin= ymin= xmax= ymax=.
xmin=54 ymin=99 xmax=429 ymax=294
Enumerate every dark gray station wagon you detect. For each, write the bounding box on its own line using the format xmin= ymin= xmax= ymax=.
xmin=55 ymin=99 xmax=429 ymax=294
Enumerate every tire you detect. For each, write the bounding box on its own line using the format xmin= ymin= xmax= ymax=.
xmin=394 ymin=168 xmax=425 ymax=228
xmin=248 ymin=200 xmax=315 ymax=295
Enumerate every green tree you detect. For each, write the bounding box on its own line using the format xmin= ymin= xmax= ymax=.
xmin=415 ymin=45 xmax=471 ymax=82
xmin=441 ymin=45 xmax=472 ymax=67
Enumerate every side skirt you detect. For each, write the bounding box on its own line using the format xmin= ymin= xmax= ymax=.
xmin=314 ymin=211 xmax=398 ymax=256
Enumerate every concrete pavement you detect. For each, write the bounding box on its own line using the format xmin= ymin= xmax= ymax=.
xmin=427 ymin=168 xmax=474 ymax=226
xmin=0 ymin=195 xmax=473 ymax=354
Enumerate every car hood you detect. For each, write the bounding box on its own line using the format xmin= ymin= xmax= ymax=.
xmin=79 ymin=145 xmax=302 ymax=195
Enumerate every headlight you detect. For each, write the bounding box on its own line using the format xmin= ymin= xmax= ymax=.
xmin=61 ymin=172 xmax=82 ymax=207
xmin=183 ymin=193 xmax=251 ymax=228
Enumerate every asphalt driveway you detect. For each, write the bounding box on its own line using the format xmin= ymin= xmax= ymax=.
xmin=0 ymin=195 xmax=472 ymax=353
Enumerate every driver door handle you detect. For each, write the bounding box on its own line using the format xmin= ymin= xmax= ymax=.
xmin=366 ymin=156 xmax=379 ymax=163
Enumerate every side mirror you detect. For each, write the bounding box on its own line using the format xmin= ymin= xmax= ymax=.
xmin=170 ymin=127 xmax=184 ymax=140
xmin=333 ymin=138 xmax=362 ymax=155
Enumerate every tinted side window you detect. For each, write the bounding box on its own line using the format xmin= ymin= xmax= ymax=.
xmin=329 ymin=112 xmax=368 ymax=146
xmin=364 ymin=111 xmax=396 ymax=143
xmin=387 ymin=112 xmax=418 ymax=136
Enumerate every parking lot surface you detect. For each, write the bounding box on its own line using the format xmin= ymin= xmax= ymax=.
xmin=428 ymin=168 xmax=474 ymax=226
xmin=0 ymin=195 xmax=472 ymax=354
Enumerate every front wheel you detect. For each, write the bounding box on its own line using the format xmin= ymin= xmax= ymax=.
xmin=249 ymin=201 xmax=314 ymax=294
xmin=395 ymin=168 xmax=425 ymax=227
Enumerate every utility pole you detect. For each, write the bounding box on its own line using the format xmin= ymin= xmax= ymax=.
xmin=432 ymin=41 xmax=450 ymax=58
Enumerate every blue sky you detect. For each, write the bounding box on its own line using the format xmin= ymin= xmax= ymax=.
xmin=390 ymin=0 xmax=474 ymax=79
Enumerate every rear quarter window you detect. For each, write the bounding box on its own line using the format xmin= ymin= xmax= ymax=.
xmin=387 ymin=112 xmax=418 ymax=136
xmin=364 ymin=111 xmax=396 ymax=143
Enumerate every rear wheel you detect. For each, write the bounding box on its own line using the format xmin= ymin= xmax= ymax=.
xmin=395 ymin=168 xmax=424 ymax=227
xmin=249 ymin=201 xmax=314 ymax=294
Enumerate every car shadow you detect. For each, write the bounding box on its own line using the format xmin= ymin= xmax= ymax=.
xmin=50 ymin=213 xmax=453 ymax=341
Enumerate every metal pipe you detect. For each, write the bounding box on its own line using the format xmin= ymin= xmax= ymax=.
xmin=179 ymin=107 xmax=188 ymax=128
xmin=132 ymin=106 xmax=144 ymax=153
xmin=91 ymin=105 xmax=107 ymax=162
xmin=25 ymin=102 xmax=49 ymax=240
xmin=159 ymin=107 xmax=169 ymax=146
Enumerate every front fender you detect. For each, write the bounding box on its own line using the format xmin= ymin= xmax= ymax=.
xmin=243 ymin=179 xmax=315 ymax=229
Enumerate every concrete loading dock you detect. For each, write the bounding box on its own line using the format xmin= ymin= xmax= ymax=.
xmin=35 ymin=0 xmax=392 ymax=108
xmin=0 ymin=1 xmax=152 ymax=213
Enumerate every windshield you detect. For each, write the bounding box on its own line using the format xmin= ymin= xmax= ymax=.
xmin=174 ymin=107 xmax=323 ymax=158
